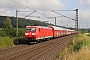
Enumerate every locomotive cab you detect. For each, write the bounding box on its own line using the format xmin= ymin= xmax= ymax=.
xmin=25 ymin=26 xmax=37 ymax=42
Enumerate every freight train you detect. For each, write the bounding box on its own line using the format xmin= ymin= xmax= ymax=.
xmin=24 ymin=26 xmax=76 ymax=43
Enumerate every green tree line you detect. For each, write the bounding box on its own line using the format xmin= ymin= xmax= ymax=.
xmin=0 ymin=17 xmax=24 ymax=37
xmin=0 ymin=16 xmax=53 ymax=28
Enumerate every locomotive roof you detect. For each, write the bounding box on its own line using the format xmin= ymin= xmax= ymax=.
xmin=26 ymin=26 xmax=40 ymax=28
xmin=26 ymin=26 xmax=52 ymax=29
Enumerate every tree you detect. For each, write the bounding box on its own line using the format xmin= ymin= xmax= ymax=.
xmin=4 ymin=17 xmax=14 ymax=36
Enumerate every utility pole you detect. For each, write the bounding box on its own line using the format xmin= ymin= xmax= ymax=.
xmin=67 ymin=21 xmax=70 ymax=28
xmin=47 ymin=16 xmax=62 ymax=26
xmin=67 ymin=23 xmax=68 ymax=28
xmin=76 ymin=9 xmax=78 ymax=31
xmin=16 ymin=10 xmax=18 ymax=39
xmin=52 ymin=9 xmax=78 ymax=31
xmin=55 ymin=17 xmax=56 ymax=26
xmin=47 ymin=17 xmax=57 ymax=26
xmin=16 ymin=10 xmax=36 ymax=39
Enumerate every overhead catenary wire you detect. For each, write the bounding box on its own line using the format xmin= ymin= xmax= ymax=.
xmin=10 ymin=0 xmax=75 ymax=19
xmin=24 ymin=11 xmax=36 ymax=18
xmin=10 ymin=0 xmax=48 ymax=17
xmin=52 ymin=10 xmax=76 ymax=11
xmin=52 ymin=10 xmax=75 ymax=21
xmin=10 ymin=0 xmax=33 ymax=10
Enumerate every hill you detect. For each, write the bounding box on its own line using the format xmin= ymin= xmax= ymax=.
xmin=0 ymin=16 xmax=53 ymax=28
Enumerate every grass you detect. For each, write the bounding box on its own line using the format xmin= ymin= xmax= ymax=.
xmin=87 ymin=33 xmax=90 ymax=37
xmin=0 ymin=36 xmax=25 ymax=49
xmin=0 ymin=37 xmax=15 ymax=49
xmin=66 ymin=46 xmax=90 ymax=60
xmin=58 ymin=33 xmax=90 ymax=60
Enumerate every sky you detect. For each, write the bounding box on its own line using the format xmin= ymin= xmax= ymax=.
xmin=0 ymin=0 xmax=90 ymax=28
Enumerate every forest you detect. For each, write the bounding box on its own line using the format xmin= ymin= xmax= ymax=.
xmin=0 ymin=16 xmax=54 ymax=28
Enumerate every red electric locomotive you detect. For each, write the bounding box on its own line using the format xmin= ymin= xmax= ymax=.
xmin=24 ymin=26 xmax=53 ymax=42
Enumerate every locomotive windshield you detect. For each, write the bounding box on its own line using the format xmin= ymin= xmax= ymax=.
xmin=26 ymin=27 xmax=36 ymax=32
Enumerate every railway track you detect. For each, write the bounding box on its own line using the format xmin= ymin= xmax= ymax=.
xmin=0 ymin=34 xmax=75 ymax=60
xmin=34 ymin=34 xmax=75 ymax=60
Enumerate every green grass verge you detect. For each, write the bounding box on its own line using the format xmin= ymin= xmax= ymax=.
xmin=0 ymin=37 xmax=15 ymax=49
xmin=58 ymin=33 xmax=90 ymax=60
xmin=87 ymin=33 xmax=90 ymax=37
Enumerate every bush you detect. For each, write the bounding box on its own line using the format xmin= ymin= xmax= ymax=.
xmin=18 ymin=28 xmax=24 ymax=37
xmin=13 ymin=38 xmax=25 ymax=45
xmin=73 ymin=40 xmax=90 ymax=52
xmin=87 ymin=33 xmax=90 ymax=37
xmin=0 ymin=29 xmax=7 ymax=37
xmin=77 ymin=34 xmax=83 ymax=37
xmin=0 ymin=37 xmax=14 ymax=49
xmin=0 ymin=28 xmax=24 ymax=38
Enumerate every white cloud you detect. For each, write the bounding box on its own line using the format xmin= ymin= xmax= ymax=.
xmin=0 ymin=8 xmax=15 ymax=16
xmin=87 ymin=0 xmax=90 ymax=5
xmin=0 ymin=0 xmax=66 ymax=10
xmin=78 ymin=9 xmax=90 ymax=28
xmin=79 ymin=0 xmax=84 ymax=5
xmin=37 ymin=0 xmax=66 ymax=10
xmin=0 ymin=0 xmax=66 ymax=18
xmin=79 ymin=10 xmax=90 ymax=18
xmin=79 ymin=0 xmax=90 ymax=6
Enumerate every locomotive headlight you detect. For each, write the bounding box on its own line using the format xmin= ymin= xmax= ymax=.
xmin=32 ymin=33 xmax=36 ymax=35
xmin=25 ymin=33 xmax=29 ymax=35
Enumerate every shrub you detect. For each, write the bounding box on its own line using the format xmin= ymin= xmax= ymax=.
xmin=87 ymin=33 xmax=90 ymax=37
xmin=0 ymin=28 xmax=24 ymax=38
xmin=0 ymin=29 xmax=7 ymax=37
xmin=0 ymin=37 xmax=14 ymax=49
xmin=73 ymin=39 xmax=90 ymax=51
xmin=18 ymin=28 xmax=24 ymax=37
